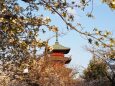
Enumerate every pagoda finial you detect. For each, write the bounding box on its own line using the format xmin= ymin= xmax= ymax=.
xmin=56 ymin=31 xmax=58 ymax=43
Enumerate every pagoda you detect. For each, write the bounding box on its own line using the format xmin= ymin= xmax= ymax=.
xmin=39 ymin=32 xmax=75 ymax=86
xmin=49 ymin=32 xmax=71 ymax=67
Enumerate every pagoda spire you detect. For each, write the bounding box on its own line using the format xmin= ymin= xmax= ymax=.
xmin=56 ymin=31 xmax=58 ymax=43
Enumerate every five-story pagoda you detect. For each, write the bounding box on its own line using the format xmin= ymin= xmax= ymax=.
xmin=49 ymin=32 xmax=71 ymax=67
xmin=39 ymin=32 xmax=74 ymax=86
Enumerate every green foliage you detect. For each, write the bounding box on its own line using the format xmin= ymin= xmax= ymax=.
xmin=83 ymin=57 xmax=107 ymax=81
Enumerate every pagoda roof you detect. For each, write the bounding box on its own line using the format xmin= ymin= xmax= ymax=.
xmin=52 ymin=42 xmax=70 ymax=54
xmin=48 ymin=56 xmax=71 ymax=64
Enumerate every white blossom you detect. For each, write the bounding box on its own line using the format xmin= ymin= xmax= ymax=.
xmin=0 ymin=18 xmax=4 ymax=22
xmin=23 ymin=67 xmax=29 ymax=74
xmin=66 ymin=7 xmax=76 ymax=15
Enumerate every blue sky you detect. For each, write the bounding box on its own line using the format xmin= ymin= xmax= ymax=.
xmin=48 ymin=0 xmax=115 ymax=68
xmin=43 ymin=0 xmax=115 ymax=68
xmin=18 ymin=0 xmax=115 ymax=68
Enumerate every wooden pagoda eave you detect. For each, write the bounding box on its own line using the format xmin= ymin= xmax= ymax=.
xmin=48 ymin=56 xmax=71 ymax=64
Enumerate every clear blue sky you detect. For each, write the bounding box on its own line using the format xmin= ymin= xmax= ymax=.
xmin=19 ymin=0 xmax=115 ymax=68
xmin=48 ymin=0 xmax=115 ymax=68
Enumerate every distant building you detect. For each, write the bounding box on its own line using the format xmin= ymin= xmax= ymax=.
xmin=48 ymin=32 xmax=71 ymax=67
xmin=41 ymin=32 xmax=77 ymax=86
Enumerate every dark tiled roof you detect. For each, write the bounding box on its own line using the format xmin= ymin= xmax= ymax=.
xmin=52 ymin=42 xmax=70 ymax=54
